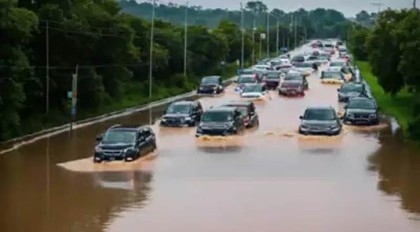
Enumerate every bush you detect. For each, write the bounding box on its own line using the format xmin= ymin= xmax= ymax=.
xmin=408 ymin=116 xmax=420 ymax=140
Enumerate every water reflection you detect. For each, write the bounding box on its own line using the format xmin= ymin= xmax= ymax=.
xmin=368 ymin=130 xmax=420 ymax=215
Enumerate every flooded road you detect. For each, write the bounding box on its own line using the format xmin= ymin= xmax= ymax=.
xmin=2 ymin=57 xmax=420 ymax=232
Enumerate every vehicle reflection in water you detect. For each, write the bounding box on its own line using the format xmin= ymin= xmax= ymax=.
xmin=94 ymin=170 xmax=153 ymax=191
xmin=368 ymin=128 xmax=420 ymax=216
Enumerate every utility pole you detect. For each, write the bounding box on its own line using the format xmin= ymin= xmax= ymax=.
xmin=266 ymin=10 xmax=270 ymax=57
xmin=149 ymin=0 xmax=156 ymax=125
xmin=294 ymin=16 xmax=298 ymax=49
xmin=240 ymin=2 xmax=245 ymax=69
xmin=184 ymin=1 xmax=188 ymax=79
xmin=414 ymin=0 xmax=417 ymax=9
xmin=276 ymin=17 xmax=279 ymax=56
xmin=252 ymin=10 xmax=256 ymax=64
xmin=70 ymin=65 xmax=78 ymax=132
xmin=46 ymin=20 xmax=50 ymax=114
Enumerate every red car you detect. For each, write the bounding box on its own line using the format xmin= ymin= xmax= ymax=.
xmin=278 ymin=81 xmax=305 ymax=97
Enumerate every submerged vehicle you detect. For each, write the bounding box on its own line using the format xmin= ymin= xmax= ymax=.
xmin=94 ymin=125 xmax=157 ymax=163
xmin=343 ymin=97 xmax=379 ymax=125
xmin=196 ymin=107 xmax=245 ymax=137
xmin=221 ymin=101 xmax=259 ymax=128
xmin=298 ymin=107 xmax=342 ymax=136
xmin=337 ymin=82 xmax=367 ymax=102
xmin=263 ymin=71 xmax=281 ymax=90
xmin=160 ymin=100 xmax=203 ymax=127
xmin=321 ymin=69 xmax=345 ymax=84
xmin=278 ymin=81 xmax=305 ymax=96
xmin=240 ymin=83 xmax=268 ymax=100
xmin=197 ymin=76 xmax=224 ymax=94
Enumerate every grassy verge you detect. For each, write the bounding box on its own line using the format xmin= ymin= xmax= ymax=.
xmin=357 ymin=61 xmax=415 ymax=130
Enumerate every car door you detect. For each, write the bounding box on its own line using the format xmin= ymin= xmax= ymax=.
xmin=137 ymin=131 xmax=148 ymax=155
xmin=234 ymin=110 xmax=244 ymax=131
xmin=141 ymin=129 xmax=154 ymax=153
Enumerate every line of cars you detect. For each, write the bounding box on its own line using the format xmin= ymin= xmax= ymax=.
xmin=92 ymin=40 xmax=380 ymax=163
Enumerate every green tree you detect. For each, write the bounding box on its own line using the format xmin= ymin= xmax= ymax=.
xmin=0 ymin=0 xmax=38 ymax=140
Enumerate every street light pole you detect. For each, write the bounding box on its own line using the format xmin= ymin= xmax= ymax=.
xmin=240 ymin=2 xmax=245 ymax=69
xmin=276 ymin=17 xmax=279 ymax=56
xmin=184 ymin=1 xmax=188 ymax=79
xmin=266 ymin=10 xmax=270 ymax=57
xmin=148 ymin=0 xmax=156 ymax=125
xmin=252 ymin=10 xmax=256 ymax=64
xmin=46 ymin=20 xmax=49 ymax=114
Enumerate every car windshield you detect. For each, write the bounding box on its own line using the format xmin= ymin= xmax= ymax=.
xmin=304 ymin=109 xmax=336 ymax=120
xmin=292 ymin=56 xmax=304 ymax=62
xmin=243 ymin=85 xmax=262 ymax=93
xmin=236 ymin=107 xmax=248 ymax=116
xmin=238 ymin=76 xmax=255 ymax=83
xmin=322 ymin=72 xmax=342 ymax=79
xmin=266 ymin=73 xmax=279 ymax=79
xmin=102 ymin=130 xmax=137 ymax=144
xmin=341 ymin=84 xmax=363 ymax=93
xmin=330 ymin=62 xmax=345 ymax=67
xmin=347 ymin=99 xmax=376 ymax=109
xmin=201 ymin=77 xmax=219 ymax=84
xmin=202 ymin=111 xmax=233 ymax=122
xmin=281 ymin=82 xmax=301 ymax=88
xmin=240 ymin=70 xmax=254 ymax=75
xmin=285 ymin=75 xmax=302 ymax=81
xmin=166 ymin=104 xmax=191 ymax=114
xmin=295 ymin=62 xmax=312 ymax=68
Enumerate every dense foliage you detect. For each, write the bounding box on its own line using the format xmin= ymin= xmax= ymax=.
xmin=0 ymin=0 xmax=351 ymax=141
xmin=120 ymin=0 xmax=352 ymax=40
xmin=349 ymin=9 xmax=420 ymax=139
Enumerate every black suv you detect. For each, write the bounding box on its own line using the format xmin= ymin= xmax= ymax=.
xmin=160 ymin=100 xmax=203 ymax=127
xmin=221 ymin=101 xmax=259 ymax=128
xmin=196 ymin=107 xmax=245 ymax=137
xmin=299 ymin=107 xmax=342 ymax=136
xmin=197 ymin=76 xmax=224 ymax=94
xmin=343 ymin=97 xmax=379 ymax=125
xmin=94 ymin=125 xmax=157 ymax=163
xmin=337 ymin=82 xmax=367 ymax=102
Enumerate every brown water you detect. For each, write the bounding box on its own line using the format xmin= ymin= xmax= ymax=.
xmin=1 ymin=65 xmax=420 ymax=232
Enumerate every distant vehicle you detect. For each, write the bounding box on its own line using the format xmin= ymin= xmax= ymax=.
xmin=284 ymin=72 xmax=309 ymax=90
xmin=338 ymin=46 xmax=347 ymax=53
xmin=235 ymin=74 xmax=259 ymax=92
xmin=291 ymin=55 xmax=305 ymax=65
xmin=278 ymin=63 xmax=293 ymax=74
xmin=341 ymin=66 xmax=355 ymax=82
xmin=306 ymin=55 xmax=322 ymax=66
xmin=240 ymin=83 xmax=267 ymax=99
xmin=239 ymin=68 xmax=261 ymax=81
xmin=298 ymin=107 xmax=342 ymax=136
xmin=343 ymin=97 xmax=379 ymax=125
xmin=329 ymin=60 xmax=347 ymax=71
xmin=221 ymin=101 xmax=259 ymax=128
xmin=336 ymin=41 xmax=344 ymax=48
xmin=323 ymin=43 xmax=335 ymax=54
xmin=263 ymin=71 xmax=281 ymax=89
xmin=321 ymin=69 xmax=345 ymax=84
xmin=337 ymin=82 xmax=367 ymax=102
xmin=94 ymin=125 xmax=157 ymax=163
xmin=197 ymin=76 xmax=224 ymax=94
xmin=318 ymin=56 xmax=330 ymax=64
xmin=160 ymin=100 xmax=203 ymax=127
xmin=253 ymin=64 xmax=271 ymax=73
xmin=270 ymin=60 xmax=282 ymax=70
xmin=278 ymin=80 xmax=305 ymax=96
xmin=196 ymin=107 xmax=245 ymax=137
xmin=294 ymin=62 xmax=314 ymax=76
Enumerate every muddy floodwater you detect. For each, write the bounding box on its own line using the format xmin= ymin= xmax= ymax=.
xmin=2 ymin=63 xmax=420 ymax=232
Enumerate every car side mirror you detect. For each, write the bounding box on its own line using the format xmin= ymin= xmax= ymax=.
xmin=299 ymin=116 xmax=303 ymax=120
xmin=337 ymin=89 xmax=340 ymax=92
xmin=96 ymin=135 xmax=102 ymax=142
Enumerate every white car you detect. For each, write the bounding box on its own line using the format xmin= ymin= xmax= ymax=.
xmin=252 ymin=64 xmax=271 ymax=74
xmin=294 ymin=62 xmax=314 ymax=76
xmin=240 ymin=83 xmax=267 ymax=100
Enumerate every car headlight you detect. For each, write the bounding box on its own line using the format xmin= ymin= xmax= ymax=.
xmin=300 ymin=125 xmax=309 ymax=130
xmin=369 ymin=114 xmax=377 ymax=118
xmin=330 ymin=125 xmax=340 ymax=130
xmin=123 ymin=147 xmax=136 ymax=154
xmin=212 ymin=86 xmax=217 ymax=89
xmin=185 ymin=117 xmax=192 ymax=121
xmin=95 ymin=147 xmax=102 ymax=153
xmin=161 ymin=118 xmax=167 ymax=122
xmin=197 ymin=127 xmax=202 ymax=132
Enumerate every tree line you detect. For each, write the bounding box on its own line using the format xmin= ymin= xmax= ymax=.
xmin=120 ymin=0 xmax=352 ymax=40
xmin=348 ymin=9 xmax=420 ymax=139
xmin=0 ymin=0 xmax=350 ymax=141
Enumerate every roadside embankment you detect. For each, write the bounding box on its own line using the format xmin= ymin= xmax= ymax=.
xmin=357 ymin=61 xmax=415 ymax=131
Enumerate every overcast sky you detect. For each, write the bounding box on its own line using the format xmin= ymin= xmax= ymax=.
xmin=150 ymin=0 xmax=413 ymax=17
